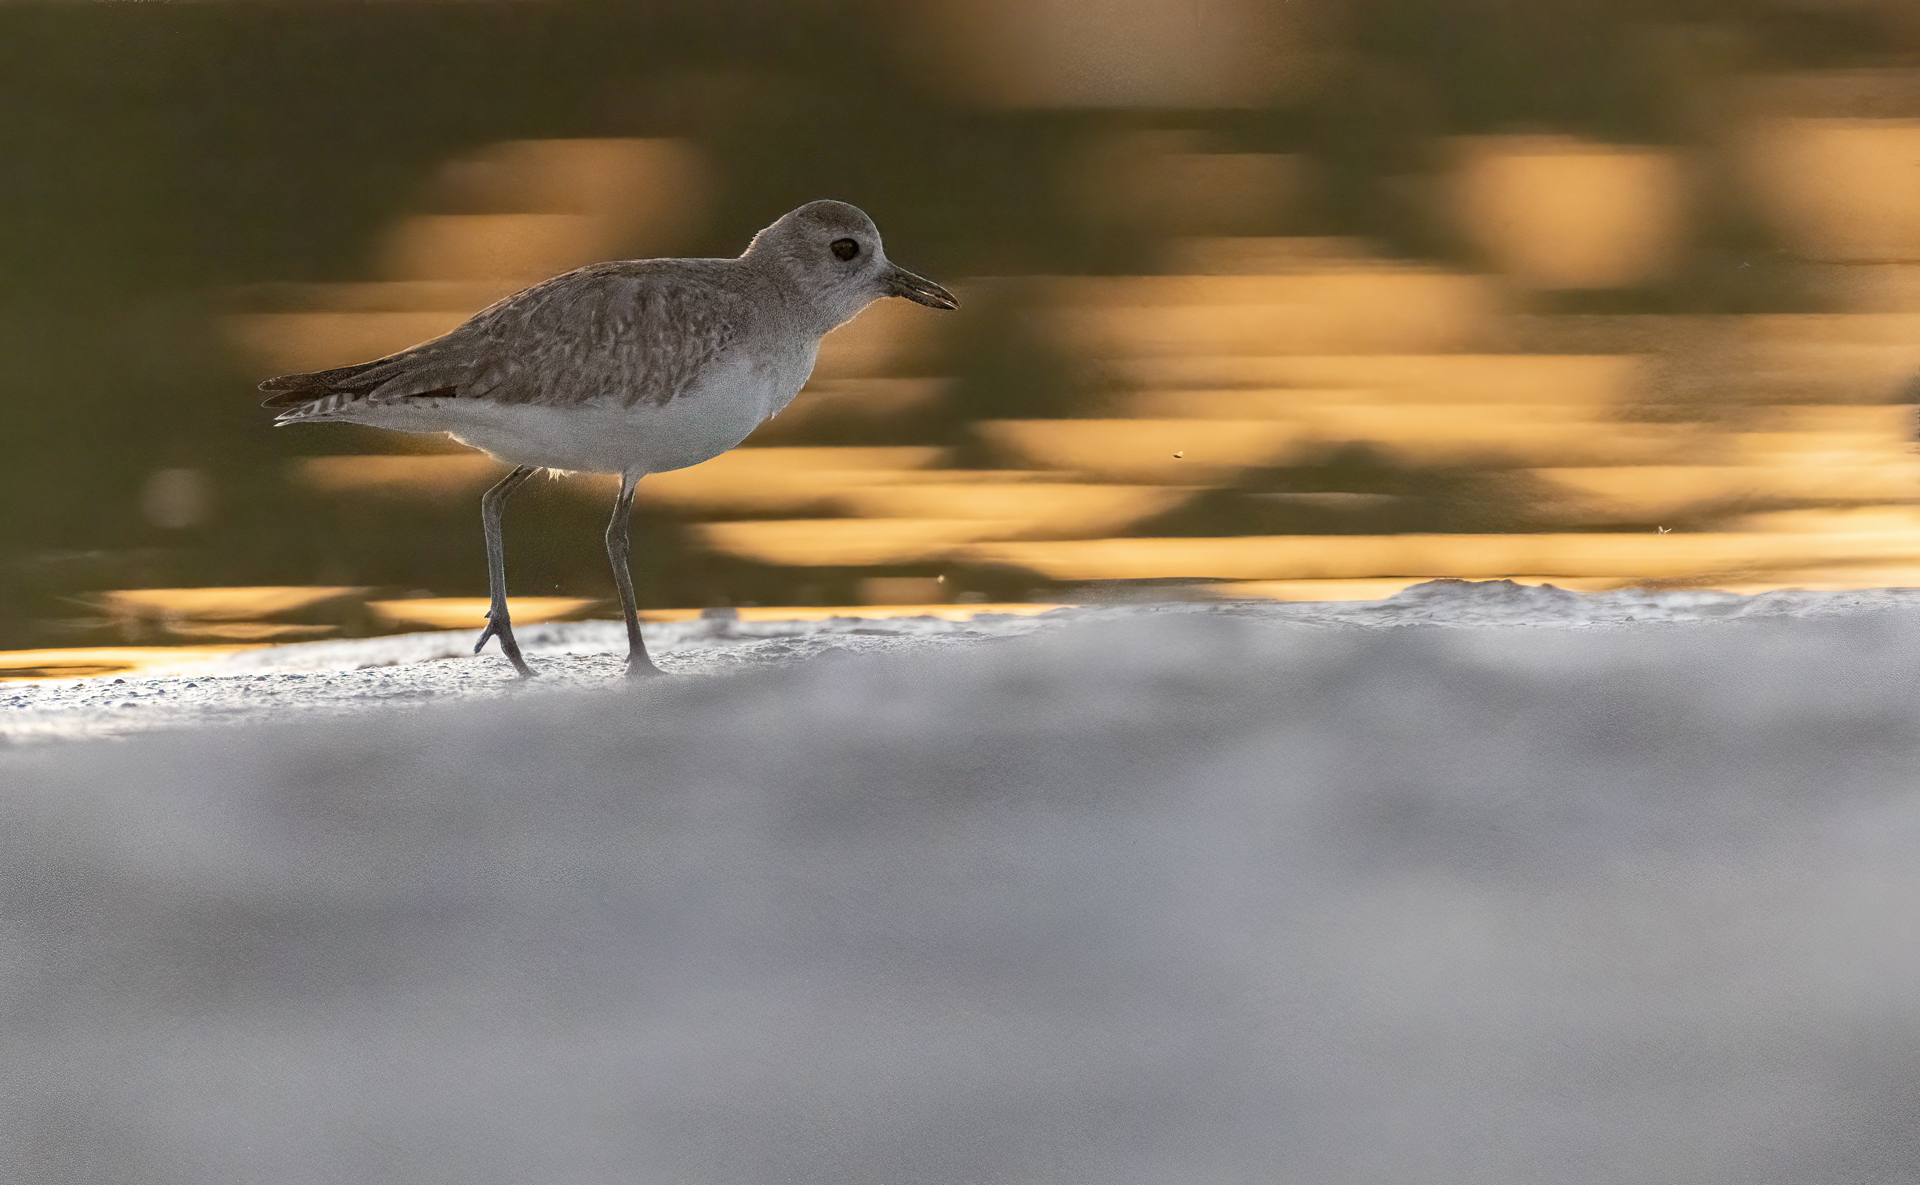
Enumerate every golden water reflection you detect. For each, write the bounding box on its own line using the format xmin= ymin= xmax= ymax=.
xmin=71 ymin=38 xmax=1920 ymax=652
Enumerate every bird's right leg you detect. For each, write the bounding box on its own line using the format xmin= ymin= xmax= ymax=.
xmin=474 ymin=464 xmax=539 ymax=677
xmin=605 ymin=469 xmax=663 ymax=678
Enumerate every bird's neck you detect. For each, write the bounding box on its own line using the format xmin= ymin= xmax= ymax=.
xmin=741 ymin=249 xmax=874 ymax=337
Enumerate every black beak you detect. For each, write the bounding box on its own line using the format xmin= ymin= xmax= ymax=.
xmin=886 ymin=264 xmax=959 ymax=310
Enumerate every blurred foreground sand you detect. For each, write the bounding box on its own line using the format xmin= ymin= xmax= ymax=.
xmin=5 ymin=582 xmax=1920 ymax=1181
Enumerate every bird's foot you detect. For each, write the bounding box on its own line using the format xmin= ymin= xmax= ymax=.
xmin=475 ymin=618 xmax=537 ymax=678
xmin=473 ymin=615 xmax=502 ymax=655
xmin=624 ymin=653 xmax=664 ymax=679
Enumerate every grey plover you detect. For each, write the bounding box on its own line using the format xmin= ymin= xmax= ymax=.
xmin=261 ymin=200 xmax=958 ymax=677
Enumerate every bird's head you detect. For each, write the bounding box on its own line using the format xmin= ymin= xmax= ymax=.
xmin=745 ymin=200 xmax=958 ymax=330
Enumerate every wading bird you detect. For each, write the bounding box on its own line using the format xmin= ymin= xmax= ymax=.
xmin=262 ymin=200 xmax=958 ymax=678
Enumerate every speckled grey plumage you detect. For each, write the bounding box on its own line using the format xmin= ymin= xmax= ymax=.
xmin=259 ymin=199 xmax=958 ymax=678
xmin=262 ymin=200 xmax=956 ymax=462
xmin=272 ymin=259 xmax=753 ymax=414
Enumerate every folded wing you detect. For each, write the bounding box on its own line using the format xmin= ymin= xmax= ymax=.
xmin=260 ymin=261 xmax=750 ymax=420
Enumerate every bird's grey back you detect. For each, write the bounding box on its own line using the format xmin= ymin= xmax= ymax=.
xmin=262 ymin=199 xmax=897 ymax=420
xmin=462 ymin=259 xmax=765 ymax=410
xmin=265 ymin=258 xmax=770 ymax=414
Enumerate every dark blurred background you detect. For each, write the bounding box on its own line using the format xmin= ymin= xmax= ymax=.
xmin=6 ymin=0 xmax=1920 ymax=651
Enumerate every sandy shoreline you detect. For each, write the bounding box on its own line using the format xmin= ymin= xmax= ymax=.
xmin=10 ymin=579 xmax=1920 ymax=1180
xmin=9 ymin=580 xmax=1920 ymax=746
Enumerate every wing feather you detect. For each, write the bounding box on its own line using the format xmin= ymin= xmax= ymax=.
xmin=259 ymin=261 xmax=752 ymax=418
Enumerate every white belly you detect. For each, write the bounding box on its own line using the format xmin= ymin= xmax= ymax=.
xmin=335 ymin=344 xmax=817 ymax=475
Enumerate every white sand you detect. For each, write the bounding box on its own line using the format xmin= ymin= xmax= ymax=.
xmin=6 ymin=579 xmax=1920 ymax=1182
xmin=8 ymin=579 xmax=1919 ymax=745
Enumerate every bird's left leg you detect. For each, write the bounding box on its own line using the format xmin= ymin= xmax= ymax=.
xmin=606 ymin=469 xmax=662 ymax=678
xmin=475 ymin=464 xmax=539 ymax=677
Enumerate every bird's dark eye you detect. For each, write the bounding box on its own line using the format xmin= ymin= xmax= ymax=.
xmin=830 ymin=238 xmax=860 ymax=261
